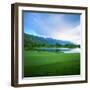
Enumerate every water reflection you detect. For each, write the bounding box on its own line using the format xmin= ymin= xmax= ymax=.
xmin=35 ymin=48 xmax=80 ymax=53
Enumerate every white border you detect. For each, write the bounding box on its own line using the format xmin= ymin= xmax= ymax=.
xmin=18 ymin=6 xmax=86 ymax=84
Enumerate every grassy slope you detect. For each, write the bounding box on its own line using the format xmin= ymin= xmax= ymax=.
xmin=24 ymin=50 xmax=80 ymax=77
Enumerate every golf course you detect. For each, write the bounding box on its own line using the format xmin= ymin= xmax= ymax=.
xmin=24 ymin=50 xmax=80 ymax=77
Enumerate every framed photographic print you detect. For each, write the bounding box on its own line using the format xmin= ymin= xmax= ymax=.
xmin=11 ymin=3 xmax=88 ymax=87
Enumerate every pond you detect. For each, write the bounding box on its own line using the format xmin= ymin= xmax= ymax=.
xmin=35 ymin=48 xmax=80 ymax=53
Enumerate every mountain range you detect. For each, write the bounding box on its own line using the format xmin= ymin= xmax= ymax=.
xmin=24 ymin=33 xmax=74 ymax=48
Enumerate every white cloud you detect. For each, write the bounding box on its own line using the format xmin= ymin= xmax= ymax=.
xmin=51 ymin=25 xmax=81 ymax=45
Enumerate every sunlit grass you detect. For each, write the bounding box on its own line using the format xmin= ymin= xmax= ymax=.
xmin=24 ymin=50 xmax=80 ymax=77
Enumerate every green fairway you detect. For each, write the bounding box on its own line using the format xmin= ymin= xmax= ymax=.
xmin=24 ymin=50 xmax=80 ymax=77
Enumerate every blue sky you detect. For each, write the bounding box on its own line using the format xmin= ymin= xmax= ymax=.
xmin=23 ymin=11 xmax=81 ymax=44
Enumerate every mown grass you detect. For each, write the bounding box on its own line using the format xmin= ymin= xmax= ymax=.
xmin=24 ymin=50 xmax=80 ymax=77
